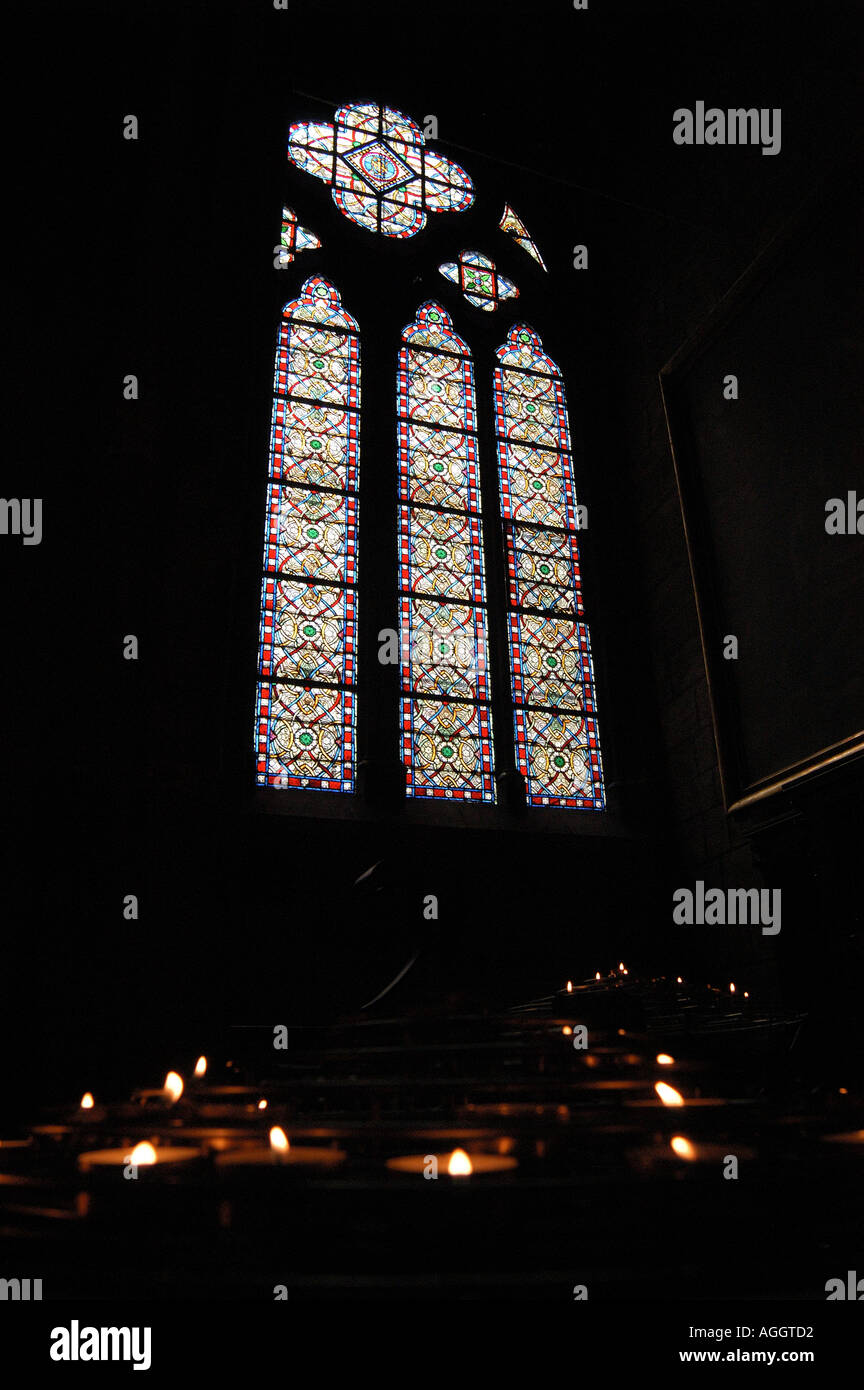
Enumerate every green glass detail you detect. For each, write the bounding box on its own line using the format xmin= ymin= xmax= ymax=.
xmin=307 ymin=527 xmax=320 ymax=539
xmin=539 ymin=563 xmax=551 ymax=575
xmin=435 ymin=547 xmax=447 ymax=560
xmin=302 ymin=624 xmax=316 ymax=637
xmin=310 ymin=438 xmax=321 ymax=450
xmin=433 ymin=462 xmax=445 ymax=472
xmin=464 ymin=270 xmax=491 ymax=294
xmin=553 ymin=755 xmax=565 ymax=768
xmin=428 ymin=310 xmax=441 ymax=322
xmin=546 ymin=656 xmax=558 ymax=668
xmin=299 ymin=732 xmax=313 ymax=746
xmin=531 ymin=479 xmax=543 ymax=491
xmin=441 ymin=745 xmax=454 ymax=758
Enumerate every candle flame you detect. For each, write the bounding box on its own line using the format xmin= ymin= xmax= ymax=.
xmin=656 ymin=1053 xmax=675 ymax=1066
xmin=80 ymin=1092 xmax=95 ymax=1110
xmin=163 ymin=1071 xmax=184 ymax=1102
xmin=744 ymin=991 xmax=749 ymax=999
xmin=676 ymin=976 xmax=683 ymax=984
xmin=729 ymin=982 xmax=736 ymax=994
xmin=447 ymin=1148 xmax=472 ymax=1176
xmin=258 ymin=1098 xmax=268 ymax=1110
xmin=618 ymin=961 xmax=625 ymax=972
xmin=194 ymin=1056 xmax=207 ymax=1077
xmin=655 ymin=1081 xmax=684 ymax=1107
xmin=269 ymin=1126 xmax=289 ymax=1153
xmin=566 ymin=980 xmax=573 ymax=993
xmin=562 ymin=1026 xmax=572 ymax=1036
xmin=130 ymin=1141 xmax=157 ymax=1165
xmin=670 ymin=1135 xmax=696 ymax=1159
xmin=595 ymin=972 xmax=601 ymax=980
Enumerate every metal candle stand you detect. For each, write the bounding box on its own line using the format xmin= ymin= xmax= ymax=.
xmin=0 ymin=976 xmax=859 ymax=1299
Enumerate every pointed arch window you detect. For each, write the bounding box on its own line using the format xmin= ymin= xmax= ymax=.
xmin=257 ymin=100 xmax=608 ymax=813
xmin=397 ymin=303 xmax=495 ymax=801
xmin=494 ymin=325 xmax=604 ymax=808
xmin=254 ymin=276 xmax=360 ymax=792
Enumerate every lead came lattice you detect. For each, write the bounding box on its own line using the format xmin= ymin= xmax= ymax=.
xmin=494 ymin=325 xmax=605 ymax=808
xmin=398 ymin=303 xmax=495 ymax=801
xmin=255 ymin=277 xmax=360 ymax=792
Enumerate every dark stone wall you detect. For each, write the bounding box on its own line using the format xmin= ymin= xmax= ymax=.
xmin=6 ymin=1 xmax=861 ymax=1116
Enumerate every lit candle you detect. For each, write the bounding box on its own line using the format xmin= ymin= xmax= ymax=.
xmin=187 ymin=1059 xmax=256 ymax=1103
xmin=628 ymin=1082 xmax=733 ymax=1110
xmin=386 ymin=1147 xmax=518 ymax=1177
xmin=129 ymin=1070 xmax=185 ymax=1108
xmin=74 ymin=1139 xmax=210 ymax=1231
xmin=214 ymin=1126 xmax=346 ymax=1170
xmin=78 ymin=1139 xmax=203 ymax=1172
xmin=654 ymin=1081 xmax=684 ymax=1107
xmin=163 ymin=1072 xmax=183 ymax=1102
xmin=70 ymin=1090 xmax=107 ymax=1123
xmin=629 ymin=1133 xmax=756 ymax=1174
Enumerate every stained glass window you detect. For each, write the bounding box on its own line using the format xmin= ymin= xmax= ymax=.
xmin=438 ymin=249 xmax=519 ymax=312
xmin=255 ymin=276 xmax=360 ymax=792
xmin=276 ymin=206 xmax=321 ymax=266
xmin=499 ymin=204 xmax=547 ymax=271
xmin=494 ymin=325 xmax=604 ymax=808
xmin=288 ymin=102 xmax=474 ymax=239
xmin=398 ymin=303 xmax=495 ymax=801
